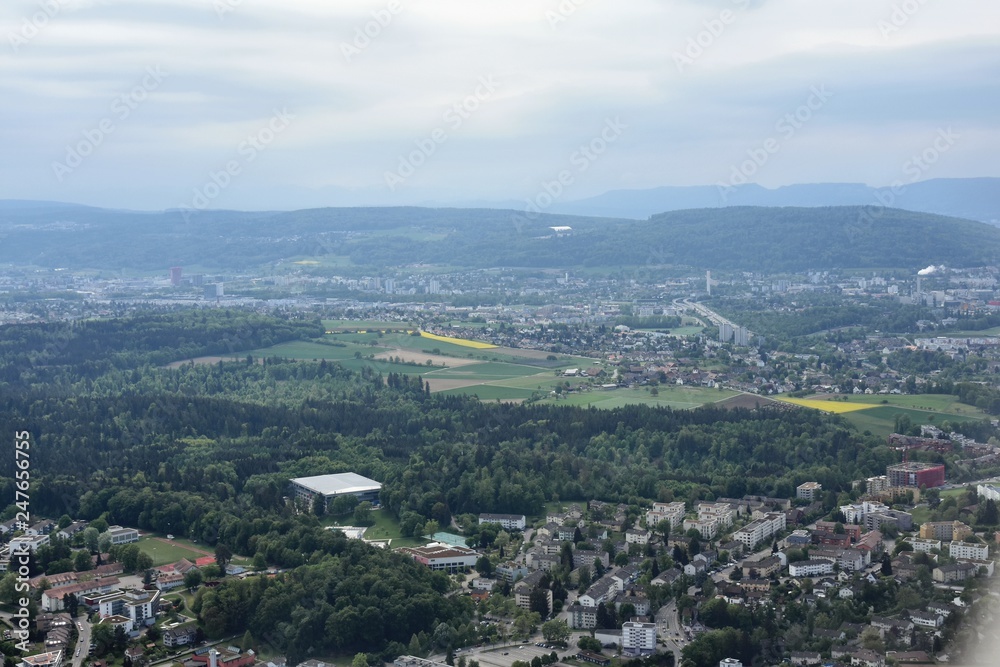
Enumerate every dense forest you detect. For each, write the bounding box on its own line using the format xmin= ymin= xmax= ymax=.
xmin=2 ymin=203 xmax=999 ymax=272
xmin=0 ymin=310 xmax=903 ymax=659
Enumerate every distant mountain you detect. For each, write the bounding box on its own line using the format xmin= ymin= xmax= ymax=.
xmin=548 ymin=178 xmax=1000 ymax=224
xmin=1 ymin=203 xmax=997 ymax=273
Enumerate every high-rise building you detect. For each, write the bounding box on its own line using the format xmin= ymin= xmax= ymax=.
xmin=719 ymin=322 xmax=734 ymax=343
xmin=887 ymin=462 xmax=945 ymax=488
xmin=170 ymin=267 xmax=183 ymax=286
xmin=622 ymin=620 xmax=656 ymax=655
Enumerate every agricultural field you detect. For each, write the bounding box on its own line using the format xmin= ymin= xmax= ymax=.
xmin=775 ymin=393 xmax=990 ymax=437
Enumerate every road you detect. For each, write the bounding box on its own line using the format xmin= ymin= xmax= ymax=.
xmin=73 ymin=618 xmax=91 ymax=667
xmin=681 ymin=298 xmax=740 ymax=332
xmin=655 ymin=601 xmax=683 ymax=664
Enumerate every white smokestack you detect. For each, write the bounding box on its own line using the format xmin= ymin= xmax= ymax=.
xmin=210 ymin=649 xmax=219 ymax=667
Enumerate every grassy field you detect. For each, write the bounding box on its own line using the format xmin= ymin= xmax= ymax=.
xmin=438 ymin=385 xmax=538 ymax=400
xmin=324 ymin=509 xmax=426 ymax=548
xmin=811 ymin=393 xmax=986 ymax=414
xmin=842 ymin=406 xmax=986 ymax=437
xmin=137 ymin=537 xmax=210 ymax=566
xmin=322 ymin=319 xmax=413 ymax=331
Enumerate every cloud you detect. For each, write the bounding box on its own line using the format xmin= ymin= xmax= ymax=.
xmin=0 ymin=0 xmax=998 ymax=209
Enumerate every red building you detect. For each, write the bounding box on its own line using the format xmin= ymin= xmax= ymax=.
xmin=887 ymin=462 xmax=945 ymax=488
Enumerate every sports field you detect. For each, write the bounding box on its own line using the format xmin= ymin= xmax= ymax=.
xmin=137 ymin=537 xmax=210 ymax=567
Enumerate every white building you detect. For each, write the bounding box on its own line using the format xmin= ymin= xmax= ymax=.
xmin=734 ymin=513 xmax=786 ymax=550
xmin=398 ymin=543 xmax=478 ymax=573
xmin=683 ymin=518 xmax=717 ymax=540
xmin=949 ymin=541 xmax=989 ymax=560
xmin=478 ymin=514 xmax=526 ymax=531
xmin=719 ymin=660 xmax=743 ymax=667
xmin=788 ymin=559 xmax=835 ymax=577
xmin=622 ymin=621 xmax=656 ymax=655
xmin=910 ymin=538 xmax=942 ymax=554
xmin=796 ymin=482 xmax=822 ymax=501
xmin=8 ymin=534 xmax=49 ymax=553
xmin=107 ymin=526 xmax=139 ymax=545
xmin=646 ymin=501 xmax=685 ymax=530
xmin=94 ymin=588 xmax=159 ymax=634
xmin=698 ymin=502 xmax=735 ymax=529
xmin=977 ymin=484 xmax=1000 ymax=502
xmin=20 ymin=651 xmax=62 ymax=667
xmin=290 ymin=472 xmax=382 ymax=511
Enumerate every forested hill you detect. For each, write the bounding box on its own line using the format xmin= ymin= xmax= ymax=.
xmin=2 ymin=202 xmax=999 ymax=272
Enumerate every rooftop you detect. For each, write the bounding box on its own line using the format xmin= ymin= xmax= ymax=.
xmin=290 ymin=473 xmax=381 ymax=496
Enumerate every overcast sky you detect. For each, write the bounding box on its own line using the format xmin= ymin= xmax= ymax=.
xmin=1 ymin=0 xmax=998 ymax=210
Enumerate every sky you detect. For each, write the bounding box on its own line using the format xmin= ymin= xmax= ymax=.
xmin=1 ymin=0 xmax=998 ymax=211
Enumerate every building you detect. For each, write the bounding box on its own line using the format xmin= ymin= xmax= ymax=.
xmin=788 ymin=559 xmax=835 ymax=577
xmin=622 ymin=620 xmax=656 ymax=656
xmin=683 ymin=518 xmax=717 ymax=540
xmin=9 ymin=534 xmax=50 ymax=553
xmin=733 ymin=513 xmax=786 ymax=550
xmin=697 ymin=502 xmax=735 ymax=529
xmin=289 ymin=473 xmax=382 ymax=511
xmin=719 ymin=660 xmax=743 ymax=667
xmin=886 ymin=462 xmax=945 ymax=488
xmin=646 ymin=501 xmax=685 ymax=530
xmin=170 ymin=267 xmax=183 ymax=286
xmin=977 ymin=483 xmax=1000 ymax=502
xmin=513 ymin=571 xmax=552 ymax=613
xmin=568 ymin=604 xmax=598 ymax=629
xmin=932 ymin=562 xmax=977 ymax=583
xmin=478 ymin=514 xmax=526 ymax=531
xmin=20 ymin=651 xmax=62 ymax=667
xmin=93 ymin=588 xmax=159 ymax=634
xmin=949 ymin=541 xmax=989 ymax=560
xmin=741 ymin=556 xmax=782 ymax=579
xmin=495 ymin=561 xmax=528 ymax=583
xmin=398 ymin=543 xmax=477 ymax=573
xmin=394 ymin=657 xmax=450 ymax=667
xmin=919 ymin=521 xmax=972 ymax=542
xmin=796 ymin=482 xmax=822 ymax=501
xmin=107 ymin=526 xmax=139 ymax=545
xmin=624 ymin=529 xmax=651 ymax=545
xmin=910 ymin=538 xmax=941 ymax=553
xmin=866 ymin=476 xmax=890 ymax=494
xmin=163 ymin=626 xmax=198 ymax=648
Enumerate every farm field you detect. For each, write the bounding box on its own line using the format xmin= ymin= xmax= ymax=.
xmin=806 ymin=393 xmax=986 ymax=414
xmin=773 ymin=397 xmax=878 ymax=413
xmin=137 ymin=536 xmax=211 ymax=567
xmin=842 ymin=406 xmax=986 ymax=437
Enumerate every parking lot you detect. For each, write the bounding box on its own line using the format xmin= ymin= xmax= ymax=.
xmin=473 ymin=644 xmax=564 ymax=667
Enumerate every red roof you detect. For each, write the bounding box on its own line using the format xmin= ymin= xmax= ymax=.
xmin=195 ymin=556 xmax=215 ymax=567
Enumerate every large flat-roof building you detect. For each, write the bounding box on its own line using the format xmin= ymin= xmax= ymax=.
xmin=290 ymin=473 xmax=382 ymax=510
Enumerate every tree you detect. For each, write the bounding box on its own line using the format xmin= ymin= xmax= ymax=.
xmin=423 ymin=520 xmax=440 ymax=537
xmin=83 ymin=527 xmax=100 ymax=553
xmin=97 ymin=532 xmax=112 ymax=554
xmin=577 ymin=636 xmax=602 ymax=652
xmin=541 ymin=619 xmax=570 ymax=644
xmin=880 ymin=553 xmax=893 ymax=576
xmin=215 ymin=544 xmax=233 ymax=570
xmin=529 ymin=587 xmax=550 ymax=617
xmin=312 ymin=493 xmax=326 ymax=516
xmin=241 ymin=630 xmax=254 ymax=652
xmin=476 ymin=556 xmax=493 ymax=577
xmin=184 ymin=569 xmax=203 ymax=589
xmin=977 ymin=498 xmax=999 ymax=526
xmin=352 ymin=654 xmax=368 ymax=667
xmin=353 ymin=501 xmax=374 ymax=526
xmin=74 ymin=550 xmax=92 ymax=572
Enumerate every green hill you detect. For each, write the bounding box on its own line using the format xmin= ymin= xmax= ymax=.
xmin=1 ymin=202 xmax=997 ymax=272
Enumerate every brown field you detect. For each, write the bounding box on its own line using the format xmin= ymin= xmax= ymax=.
xmin=423 ymin=378 xmax=484 ymax=392
xmin=715 ymin=393 xmax=795 ymax=411
xmin=374 ymin=348 xmax=480 ymax=367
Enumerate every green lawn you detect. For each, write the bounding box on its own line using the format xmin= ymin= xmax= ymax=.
xmin=324 ymin=509 xmax=427 ymax=548
xmin=821 ymin=393 xmax=985 ymax=414
xmin=137 ymin=537 xmax=209 ymax=567
xmin=842 ymin=405 xmax=987 ymax=437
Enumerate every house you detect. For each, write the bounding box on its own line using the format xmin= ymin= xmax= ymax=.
xmin=790 ymin=651 xmax=821 ymax=666
xmin=579 ymin=576 xmax=618 ymax=607
xmin=163 ymin=626 xmax=198 ymax=648
xmin=156 ymin=572 xmax=185 ymax=591
xmin=573 ymin=549 xmax=609 ymax=570
xmin=472 ymin=578 xmax=495 ymax=591
xmin=576 ymin=652 xmax=611 ymax=667
xmin=684 ymin=560 xmax=707 ymax=577
xmin=19 ymin=651 xmax=62 ymax=667
xmin=933 ymin=562 xmax=977 ymax=583
xmin=26 ymin=520 xmax=57 ymax=537
xmin=908 ymin=610 xmax=943 ymax=629
xmin=850 ymin=649 xmax=885 ymax=667
xmin=741 ymin=556 xmax=781 ymax=579
xmin=611 ymin=565 xmax=640 ymax=591
xmin=56 ymin=521 xmax=88 ymax=541
xmin=624 ymin=529 xmax=651 ymax=545
xmin=650 ymin=568 xmax=683 ymax=587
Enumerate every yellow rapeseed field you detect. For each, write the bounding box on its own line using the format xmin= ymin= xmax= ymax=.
xmin=774 ymin=397 xmax=877 ymax=413
xmin=419 ymin=331 xmax=497 ymax=349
